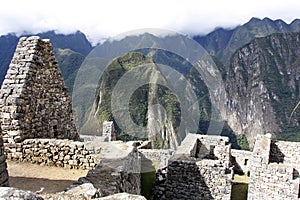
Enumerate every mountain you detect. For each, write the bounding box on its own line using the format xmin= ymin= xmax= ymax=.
xmin=83 ymin=27 xmax=300 ymax=149
xmin=193 ymin=28 xmax=234 ymax=57
xmin=225 ymin=31 xmax=300 ymax=145
xmin=0 ymin=34 xmax=19 ymax=84
xmin=36 ymin=31 xmax=92 ymax=56
xmin=74 ymin=31 xmax=229 ymax=149
xmin=194 ymin=17 xmax=300 ymax=64
xmin=0 ymin=31 xmax=92 ymax=88
xmin=75 ymin=32 xmax=248 ymax=149
xmin=55 ymin=48 xmax=85 ymax=92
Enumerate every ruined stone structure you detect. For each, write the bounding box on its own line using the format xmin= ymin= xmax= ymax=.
xmin=248 ymin=134 xmax=300 ymax=200
xmin=102 ymin=121 xmax=116 ymax=142
xmin=155 ymin=134 xmax=233 ymax=200
xmin=0 ymin=36 xmax=79 ymax=143
xmin=2 ymin=36 xmax=300 ymax=199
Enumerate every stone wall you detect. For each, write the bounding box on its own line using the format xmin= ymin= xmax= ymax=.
xmin=4 ymin=138 xmax=98 ymax=170
xmin=102 ymin=121 xmax=115 ymax=142
xmin=248 ymin=134 xmax=300 ymax=200
xmin=0 ymin=36 xmax=78 ymax=143
xmin=231 ymin=149 xmax=252 ymax=175
xmin=138 ymin=149 xmax=174 ymax=170
xmin=271 ymin=140 xmax=300 ymax=170
xmin=0 ymin=135 xmax=8 ymax=187
xmin=0 ymin=120 xmax=9 ymax=187
xmin=154 ymin=134 xmax=233 ymax=200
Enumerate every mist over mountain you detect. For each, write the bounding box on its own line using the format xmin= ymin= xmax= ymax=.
xmin=1 ymin=17 xmax=300 ymax=148
xmin=194 ymin=17 xmax=300 ymax=63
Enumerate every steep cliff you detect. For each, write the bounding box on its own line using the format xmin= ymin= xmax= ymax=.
xmin=80 ymin=46 xmax=215 ymax=149
xmin=225 ymin=32 xmax=300 ymax=145
xmin=81 ymin=52 xmax=185 ymax=149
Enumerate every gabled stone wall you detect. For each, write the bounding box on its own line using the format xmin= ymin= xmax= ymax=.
xmin=0 ymin=36 xmax=79 ymax=142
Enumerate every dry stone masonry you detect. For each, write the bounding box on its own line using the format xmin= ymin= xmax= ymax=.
xmin=0 ymin=127 xmax=8 ymax=187
xmin=248 ymin=134 xmax=300 ymax=200
xmin=154 ymin=134 xmax=233 ymax=200
xmin=231 ymin=149 xmax=252 ymax=176
xmin=4 ymin=138 xmax=99 ymax=170
xmin=102 ymin=121 xmax=116 ymax=142
xmin=0 ymin=36 xmax=79 ymax=143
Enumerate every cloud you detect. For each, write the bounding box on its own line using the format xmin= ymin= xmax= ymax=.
xmin=0 ymin=0 xmax=300 ymax=44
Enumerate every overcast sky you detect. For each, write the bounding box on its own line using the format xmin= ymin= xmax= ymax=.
xmin=1 ymin=0 xmax=300 ymax=44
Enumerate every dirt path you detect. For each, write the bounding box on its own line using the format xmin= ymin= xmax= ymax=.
xmin=7 ymin=161 xmax=89 ymax=194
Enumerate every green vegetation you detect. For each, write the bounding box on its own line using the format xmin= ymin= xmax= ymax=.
xmin=141 ymin=171 xmax=156 ymax=199
xmin=55 ymin=48 xmax=85 ymax=93
xmin=237 ymin=135 xmax=250 ymax=151
xmin=231 ymin=183 xmax=248 ymax=200
xmin=83 ymin=50 xmax=211 ymax=146
xmin=87 ymin=52 xmax=154 ymax=137
xmin=274 ymin=128 xmax=300 ymax=142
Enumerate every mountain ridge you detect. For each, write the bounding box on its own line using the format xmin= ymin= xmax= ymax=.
xmin=193 ymin=17 xmax=300 ymax=64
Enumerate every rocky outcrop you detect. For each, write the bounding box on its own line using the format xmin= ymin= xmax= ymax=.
xmin=0 ymin=36 xmax=79 ymax=143
xmin=0 ymin=187 xmax=43 ymax=200
xmin=225 ymin=32 xmax=300 ymax=146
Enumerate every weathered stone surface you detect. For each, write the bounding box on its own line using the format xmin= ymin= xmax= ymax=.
xmin=0 ymin=36 xmax=79 ymax=143
xmin=138 ymin=149 xmax=174 ymax=169
xmin=0 ymin=187 xmax=43 ymax=200
xmin=68 ymin=141 xmax=141 ymax=197
xmin=96 ymin=193 xmax=146 ymax=200
xmin=64 ymin=183 xmax=99 ymax=198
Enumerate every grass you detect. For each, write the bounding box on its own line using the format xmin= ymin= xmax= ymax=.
xmin=141 ymin=171 xmax=156 ymax=200
xmin=231 ymin=183 xmax=248 ymax=200
xmin=231 ymin=174 xmax=249 ymax=200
